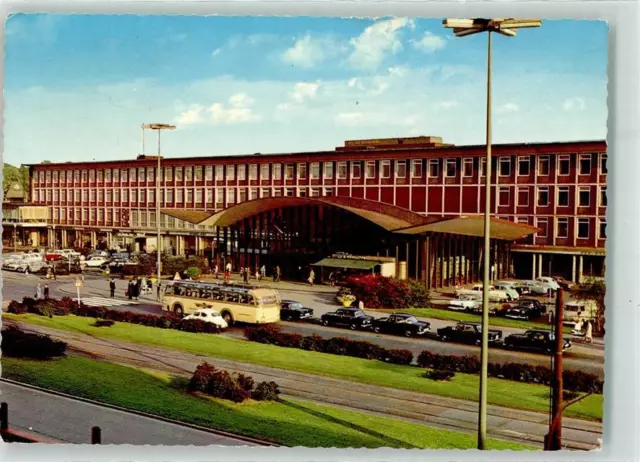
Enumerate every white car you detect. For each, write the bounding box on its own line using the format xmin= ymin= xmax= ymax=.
xmin=448 ymin=298 xmax=482 ymax=312
xmin=82 ymin=256 xmax=109 ymax=268
xmin=493 ymin=283 xmax=520 ymax=301
xmin=536 ymin=277 xmax=560 ymax=292
xmin=455 ymin=284 xmax=510 ymax=303
xmin=184 ymin=308 xmax=228 ymax=329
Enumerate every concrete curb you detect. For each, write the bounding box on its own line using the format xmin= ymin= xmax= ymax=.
xmin=0 ymin=378 xmax=277 ymax=447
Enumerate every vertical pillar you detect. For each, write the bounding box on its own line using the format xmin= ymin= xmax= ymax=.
xmin=405 ymin=240 xmax=410 ymax=278
xmin=91 ymin=231 xmax=97 ymax=249
xmin=425 ymin=236 xmax=432 ymax=290
xmin=578 ymin=255 xmax=584 ymax=283
xmin=571 ymin=255 xmax=577 ymax=283
xmin=439 ymin=235 xmax=445 ymax=288
xmin=538 ymin=253 xmax=543 ymax=278
xmin=415 ymin=240 xmax=420 ymax=281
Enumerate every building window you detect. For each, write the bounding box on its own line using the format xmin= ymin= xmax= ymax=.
xmin=261 ymin=164 xmax=270 ymax=180
xmin=324 ymin=188 xmax=334 ymax=197
xmin=138 ymin=168 xmax=145 ymax=182
xmin=518 ymin=156 xmax=530 ymax=176
xmin=194 ymin=166 xmax=203 ymax=181
xmin=536 ymin=217 xmax=548 ymax=238
xmin=337 ymin=162 xmax=347 ymax=179
xmin=61 ymin=190 xmax=66 ymax=203
xmin=140 ymin=190 xmax=146 ymax=203
xmin=106 ymin=210 xmax=112 ymax=225
xmin=120 ymin=169 xmax=127 ymax=182
xmin=600 ymin=153 xmax=608 ymax=174
xmin=537 ymin=187 xmax=549 ymax=206
xmin=88 ymin=170 xmax=94 ymax=182
xmin=324 ymin=162 xmax=333 ymax=180
xmin=176 ymin=190 xmax=183 ymax=204
xmin=175 ymin=167 xmax=183 ymax=181
xmin=250 ymin=188 xmax=258 ymax=200
xmin=557 ymin=217 xmax=569 ymax=238
xmin=411 ymin=159 xmax=423 ymax=178
xmin=557 ymin=186 xmax=570 ymax=207
xmin=227 ymin=189 xmax=236 ymax=204
xmin=186 ymin=190 xmax=193 ymax=204
xmin=82 ymin=170 xmax=89 ymax=183
xmin=105 ymin=169 xmax=111 ymax=182
xmin=114 ymin=209 xmax=119 ymax=224
xmin=196 ymin=189 xmax=204 ymax=204
xmin=106 ymin=190 xmax=112 ymax=203
xmin=599 ymin=218 xmax=607 ymax=239
xmin=445 ymin=159 xmax=456 ymax=177
xmin=60 ymin=171 xmax=66 ymax=183
xmin=113 ymin=170 xmax=119 ymax=182
xmin=249 ymin=165 xmax=258 ymax=180
xmin=184 ymin=167 xmax=192 ymax=182
xmin=351 ymin=162 xmax=361 ymax=179
xmin=298 ymin=188 xmax=307 ymax=197
xmin=517 ymin=186 xmax=529 ymax=206
xmin=238 ymin=165 xmax=246 ymax=181
xmin=499 ymin=157 xmax=511 ymax=176
xmin=498 ymin=187 xmax=510 ymax=206
xmin=462 ymin=158 xmax=473 ymax=177
xmin=261 ymin=188 xmax=271 ymax=198
xmin=310 ymin=188 xmax=320 ymax=197
xmin=538 ymin=156 xmax=550 ymax=176
xmin=98 ymin=170 xmax=105 ymax=183
xmin=577 ymin=217 xmax=590 ymax=239
xmin=310 ymin=163 xmax=320 ymax=179
xmin=53 ymin=190 xmax=59 ymax=203
xmin=365 ymin=161 xmax=376 ymax=178
xmin=578 ymin=154 xmax=591 ymax=175
xmin=150 ymin=190 xmax=157 ymax=204
xmin=558 ymin=155 xmax=571 ymax=176
xmin=579 ymin=186 xmax=590 ymax=207
xmin=74 ymin=170 xmax=80 ymax=182
xmin=227 ymin=165 xmax=236 ymax=181
xmin=46 ymin=190 xmax=52 ymax=202
xmin=205 ymin=166 xmax=213 ymax=181
xmin=396 ymin=161 xmax=406 ymax=178
xmin=285 ymin=164 xmax=294 ymax=180
xmin=480 ymin=158 xmax=487 ymax=177
xmin=122 ymin=190 xmax=128 ymax=203
xmin=216 ymin=188 xmax=224 ymax=204
xmin=273 ymin=189 xmax=282 ymax=197
xmin=204 ymin=189 xmax=211 ymax=203
xmin=381 ymin=160 xmax=391 ymax=179
xmin=239 ymin=189 xmax=247 ymax=202
xmin=90 ymin=209 xmax=97 ymax=223
xmin=600 ymin=186 xmax=607 ymax=207
xmin=285 ymin=188 xmax=294 ymax=197
xmin=429 ymin=159 xmax=439 ymax=178
xmin=53 ymin=171 xmax=59 ymax=183
xmin=273 ymin=164 xmax=282 ymax=180
xmin=90 ymin=190 xmax=96 ymax=202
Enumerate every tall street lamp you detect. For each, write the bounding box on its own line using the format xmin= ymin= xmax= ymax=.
xmin=142 ymin=123 xmax=177 ymax=286
xmin=442 ymin=17 xmax=541 ymax=450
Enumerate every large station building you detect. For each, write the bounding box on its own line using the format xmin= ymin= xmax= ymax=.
xmin=3 ymin=135 xmax=607 ymax=286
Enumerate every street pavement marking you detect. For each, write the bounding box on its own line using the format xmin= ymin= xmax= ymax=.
xmin=80 ymin=297 xmax=139 ymax=307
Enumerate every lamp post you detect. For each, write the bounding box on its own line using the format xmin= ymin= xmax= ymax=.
xmin=141 ymin=123 xmax=177 ymax=286
xmin=443 ymin=17 xmax=541 ymax=450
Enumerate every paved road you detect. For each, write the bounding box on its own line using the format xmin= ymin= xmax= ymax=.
xmin=3 ymin=319 xmax=602 ymax=450
xmin=0 ymin=380 xmax=257 ymax=445
xmin=1 ymin=270 xmax=604 ymax=377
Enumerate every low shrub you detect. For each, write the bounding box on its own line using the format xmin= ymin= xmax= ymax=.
xmin=424 ymin=370 xmax=456 ymax=381
xmin=300 ymin=334 xmax=325 ymax=352
xmin=236 ymin=373 xmax=255 ymax=393
xmin=187 ymin=363 xmax=276 ymax=403
xmin=92 ymin=319 xmax=115 ymax=328
xmin=6 ymin=300 xmax=27 ymax=314
xmin=343 ymin=274 xmax=430 ymax=309
xmin=1 ymin=326 xmax=67 ymax=359
xmin=188 ymin=362 xmax=217 ymax=393
xmin=385 ymin=349 xmax=414 ymax=365
xmin=252 ymin=381 xmax=281 ymax=401
xmin=184 ymin=266 xmax=201 ymax=279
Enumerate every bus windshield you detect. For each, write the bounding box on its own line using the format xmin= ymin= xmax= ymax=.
xmin=257 ymin=295 xmax=279 ymax=306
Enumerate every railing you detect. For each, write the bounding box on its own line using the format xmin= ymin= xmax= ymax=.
xmin=0 ymin=402 xmax=101 ymax=444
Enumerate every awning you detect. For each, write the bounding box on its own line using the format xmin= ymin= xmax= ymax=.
xmin=313 ymin=258 xmax=381 ymax=270
xmin=396 ymin=215 xmax=539 ymax=241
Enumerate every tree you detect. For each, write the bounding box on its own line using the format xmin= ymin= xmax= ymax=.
xmin=571 ymin=280 xmax=605 ymax=334
xmin=3 ymin=163 xmax=30 ymax=198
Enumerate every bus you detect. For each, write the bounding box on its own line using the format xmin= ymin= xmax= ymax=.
xmin=160 ymin=280 xmax=281 ymax=326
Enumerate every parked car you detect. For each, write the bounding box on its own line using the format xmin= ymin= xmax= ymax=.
xmin=493 ymin=282 xmax=520 ymax=301
xmin=447 ymin=298 xmax=481 ymax=312
xmin=515 ymin=298 xmax=548 ymax=317
xmin=536 ymin=277 xmax=560 ymax=292
xmin=371 ymin=313 xmax=430 ymax=337
xmin=455 ymin=284 xmax=510 ymax=303
xmin=518 ymin=280 xmax=550 ymax=296
xmin=184 ymin=308 xmax=228 ymax=328
xmin=563 ymin=301 xmax=598 ymax=326
xmin=280 ymin=300 xmax=314 ymax=321
xmin=320 ymin=308 xmax=374 ymax=330
xmin=500 ymin=306 xmax=536 ymax=320
xmin=437 ymin=322 xmax=503 ymax=345
xmin=552 ymin=276 xmax=575 ymax=290
xmin=44 ymin=250 xmax=65 ymax=262
xmin=504 ymin=330 xmax=572 ymax=354
xmin=82 ymin=256 xmax=110 ymax=268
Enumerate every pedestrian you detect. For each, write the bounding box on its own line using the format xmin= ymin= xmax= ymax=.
xmin=255 ymin=268 xmax=260 ymax=281
xmin=225 ymin=262 xmax=231 ymax=282
xmin=260 ymin=265 xmax=266 ymax=280
xmin=157 ymin=283 xmax=162 ymax=301
xmin=135 ymin=277 xmax=142 ymax=300
xmin=109 ymin=278 xmax=116 ymax=298
xmin=36 ymin=284 xmax=42 ymax=299
xmin=243 ymin=267 xmax=249 ymax=284
xmin=308 ymin=269 xmax=315 ymax=286
xmin=214 ymin=264 xmax=219 ymax=279
xmin=328 ymin=271 xmax=335 ymax=288
xmin=273 ymin=265 xmax=280 ymax=282
xmin=52 ymin=264 xmax=57 ymax=280
xmin=127 ymin=280 xmax=133 ymax=300
xmin=44 ymin=284 xmax=50 ymax=299
xmin=585 ymin=320 xmax=593 ymax=343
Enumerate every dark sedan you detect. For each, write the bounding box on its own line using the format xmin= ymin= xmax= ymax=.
xmin=501 ymin=306 xmax=536 ymax=320
xmin=280 ymin=300 xmax=314 ymax=321
xmin=437 ymin=322 xmax=502 ymax=345
xmin=371 ymin=313 xmax=430 ymax=337
xmin=515 ymin=299 xmax=548 ymax=317
xmin=320 ymin=308 xmax=374 ymax=330
xmin=504 ymin=330 xmax=572 ymax=354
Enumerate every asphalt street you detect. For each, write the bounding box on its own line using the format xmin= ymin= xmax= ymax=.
xmin=1 ymin=270 xmax=604 ymax=378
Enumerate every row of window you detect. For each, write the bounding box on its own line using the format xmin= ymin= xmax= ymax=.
xmin=500 ymin=185 xmax=607 ymax=208
xmin=34 ymin=153 xmax=609 ymax=185
xmin=520 ymin=216 xmax=607 ymax=240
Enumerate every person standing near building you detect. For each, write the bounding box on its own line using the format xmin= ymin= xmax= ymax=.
xmin=255 ymin=267 xmax=260 ymax=281
xmin=260 ymin=265 xmax=266 ymax=280
xmin=36 ymin=284 xmax=42 ymax=300
xmin=135 ymin=277 xmax=142 ymax=300
xmin=52 ymin=264 xmax=57 ymax=281
xmin=308 ymin=269 xmax=315 ymax=286
xmin=127 ymin=279 xmax=133 ymax=300
xmin=243 ymin=267 xmax=249 ymax=284
xmin=214 ymin=264 xmax=219 ymax=280
xmin=328 ymin=271 xmax=335 ymax=288
xmin=157 ymin=283 xmax=162 ymax=301
xmin=43 ymin=284 xmax=50 ymax=299
xmin=109 ymin=278 xmax=116 ymax=298
xmin=274 ymin=265 xmax=281 ymax=282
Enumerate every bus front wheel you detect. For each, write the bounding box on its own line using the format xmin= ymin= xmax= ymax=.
xmin=222 ymin=311 xmax=234 ymax=326
xmin=173 ymin=304 xmax=184 ymax=318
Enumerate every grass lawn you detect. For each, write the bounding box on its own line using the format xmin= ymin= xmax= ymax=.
xmin=2 ymin=356 xmax=532 ymax=450
xmin=370 ymin=307 xmax=572 ymax=333
xmin=5 ymin=313 xmax=602 ymax=421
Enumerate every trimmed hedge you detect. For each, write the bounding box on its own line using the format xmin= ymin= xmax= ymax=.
xmin=7 ymin=297 xmax=221 ymax=335
xmin=244 ymin=325 xmax=414 ymax=366
xmin=187 ymin=362 xmax=280 ymax=403
xmin=1 ymin=326 xmax=67 ymax=359
xmin=343 ymin=274 xmax=430 ymax=309
xmin=424 ymin=370 xmax=456 ymax=381
xmin=417 ymin=350 xmax=603 ymax=393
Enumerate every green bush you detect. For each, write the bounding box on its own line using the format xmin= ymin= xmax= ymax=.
xmin=185 ymin=266 xmax=201 ymax=279
xmin=1 ymin=326 xmax=67 ymax=359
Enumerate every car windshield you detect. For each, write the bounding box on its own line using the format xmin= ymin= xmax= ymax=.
xmin=404 ymin=316 xmax=418 ymax=323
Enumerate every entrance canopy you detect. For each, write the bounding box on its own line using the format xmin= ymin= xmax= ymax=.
xmin=313 ymin=257 xmax=380 ymax=270
xmin=396 ymin=215 xmax=539 ymax=241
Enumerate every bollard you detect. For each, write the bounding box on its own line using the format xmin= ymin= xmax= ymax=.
xmin=1 ymin=402 xmax=8 ymax=431
xmin=91 ymin=426 xmax=101 ymax=444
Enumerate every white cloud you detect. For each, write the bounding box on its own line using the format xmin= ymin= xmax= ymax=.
xmin=347 ymin=18 xmax=414 ymax=70
xmin=347 ymin=77 xmax=358 ymax=87
xmin=176 ymin=104 xmax=205 ymax=124
xmin=209 ymin=103 xmax=261 ymax=125
xmin=563 ymin=97 xmax=586 ymax=111
xmin=212 ymin=48 xmax=222 ymax=57
xmin=282 ymin=34 xmax=344 ymax=68
xmin=412 ymin=32 xmax=446 ymax=53
xmin=436 ymin=101 xmax=459 ymax=110
xmin=228 ymin=93 xmax=254 ymax=108
xmin=176 ymin=92 xmax=260 ymax=125
xmin=290 ymin=82 xmax=320 ymax=103
xmin=496 ymin=102 xmax=520 ymax=114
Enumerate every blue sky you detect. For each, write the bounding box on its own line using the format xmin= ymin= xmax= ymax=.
xmin=3 ymin=14 xmax=608 ymax=165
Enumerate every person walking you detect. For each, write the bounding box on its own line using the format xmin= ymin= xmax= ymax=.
xmin=274 ymin=265 xmax=281 ymax=282
xmin=328 ymin=271 xmax=335 ymax=288
xmin=243 ymin=267 xmax=249 ymax=284
xmin=157 ymin=283 xmax=162 ymax=301
xmin=109 ymin=278 xmax=116 ymax=298
xmin=308 ymin=269 xmax=315 ymax=287
xmin=135 ymin=277 xmax=142 ymax=301
xmin=127 ymin=279 xmax=133 ymax=300
xmin=43 ymin=284 xmax=50 ymax=299
xmin=225 ymin=262 xmax=232 ymax=282
xmin=255 ymin=267 xmax=260 ymax=281
xmin=214 ymin=264 xmax=219 ymax=280
xmin=260 ymin=265 xmax=266 ymax=280
xmin=52 ymin=264 xmax=57 ymax=281
xmin=36 ymin=284 xmax=42 ymax=300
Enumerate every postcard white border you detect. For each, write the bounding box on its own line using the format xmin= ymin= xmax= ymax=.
xmin=1 ymin=0 xmax=639 ymax=461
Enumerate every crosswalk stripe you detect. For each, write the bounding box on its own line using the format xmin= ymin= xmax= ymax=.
xmin=80 ymin=297 xmax=139 ymax=308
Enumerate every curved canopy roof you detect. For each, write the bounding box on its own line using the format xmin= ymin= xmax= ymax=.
xmin=161 ymin=198 xmax=539 ymax=240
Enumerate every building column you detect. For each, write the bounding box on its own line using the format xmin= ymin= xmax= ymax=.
xmin=195 ymin=236 xmax=201 ymax=255
xmin=578 ymin=255 xmax=584 ymax=283
xmin=90 ymin=231 xmax=97 ymax=249
xmin=177 ymin=235 xmax=185 ymax=257
xmin=62 ymin=230 xmax=68 ymax=248
xmin=572 ymin=255 xmax=577 ymax=283
xmin=538 ymin=254 xmax=543 ymax=278
xmin=532 ymin=253 xmax=537 ymax=279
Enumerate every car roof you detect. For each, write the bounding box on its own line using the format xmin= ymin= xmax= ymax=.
xmin=391 ymin=313 xmax=415 ymax=318
xmin=526 ymin=329 xmax=551 ymax=334
xmin=281 ymin=300 xmax=301 ymax=304
xmin=457 ymin=321 xmax=480 ymax=326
